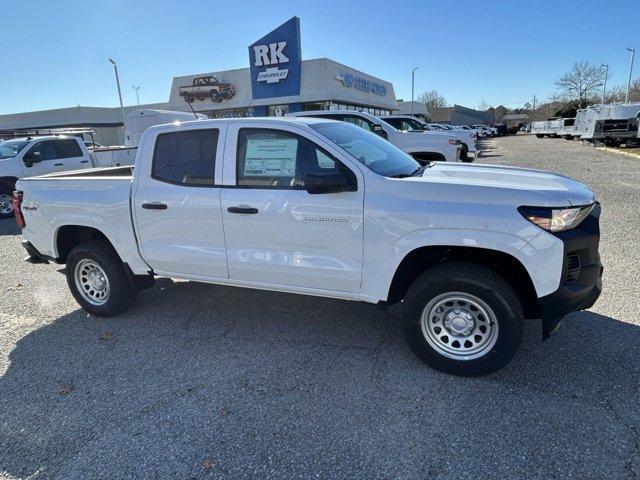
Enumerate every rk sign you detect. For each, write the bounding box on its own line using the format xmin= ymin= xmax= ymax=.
xmin=249 ymin=17 xmax=302 ymax=99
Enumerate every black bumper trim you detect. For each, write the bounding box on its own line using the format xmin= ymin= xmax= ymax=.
xmin=21 ymin=240 xmax=52 ymax=264
xmin=538 ymin=203 xmax=603 ymax=339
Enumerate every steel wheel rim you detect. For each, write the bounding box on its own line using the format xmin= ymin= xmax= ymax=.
xmin=74 ymin=259 xmax=110 ymax=306
xmin=420 ymin=292 xmax=499 ymax=361
xmin=0 ymin=194 xmax=13 ymax=215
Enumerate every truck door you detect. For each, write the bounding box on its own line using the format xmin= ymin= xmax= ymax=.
xmin=219 ymin=125 xmax=364 ymax=293
xmin=132 ymin=126 xmax=228 ymax=279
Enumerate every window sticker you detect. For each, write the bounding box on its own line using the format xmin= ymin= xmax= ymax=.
xmin=244 ymin=137 xmax=297 ymax=177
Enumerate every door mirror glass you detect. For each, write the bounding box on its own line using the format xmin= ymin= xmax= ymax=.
xmin=372 ymin=124 xmax=388 ymax=140
xmin=304 ymin=172 xmax=352 ymax=194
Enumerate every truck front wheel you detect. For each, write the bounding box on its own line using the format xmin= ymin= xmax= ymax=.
xmin=66 ymin=240 xmax=137 ymax=316
xmin=401 ymin=262 xmax=522 ymax=376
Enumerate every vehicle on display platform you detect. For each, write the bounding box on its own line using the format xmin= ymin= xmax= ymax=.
xmin=560 ymin=118 xmax=575 ymax=140
xmin=13 ymin=117 xmax=602 ymax=376
xmin=179 ymin=75 xmax=236 ymax=103
xmin=380 ymin=115 xmax=478 ymax=162
xmin=287 ymin=110 xmax=462 ymax=163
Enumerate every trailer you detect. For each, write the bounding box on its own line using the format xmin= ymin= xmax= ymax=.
xmin=572 ymin=109 xmax=587 ymax=138
xmin=531 ymin=121 xmax=548 ymax=138
xmin=560 ymin=118 xmax=575 ymax=140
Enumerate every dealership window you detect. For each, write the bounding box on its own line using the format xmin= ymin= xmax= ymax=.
xmin=236 ymin=128 xmax=355 ymax=189
xmin=152 ymin=129 xmax=218 ymax=186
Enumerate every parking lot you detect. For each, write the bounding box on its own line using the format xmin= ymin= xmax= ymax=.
xmin=0 ymin=134 xmax=638 ymax=479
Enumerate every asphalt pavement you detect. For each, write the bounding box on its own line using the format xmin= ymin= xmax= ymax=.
xmin=0 ymin=134 xmax=638 ymax=479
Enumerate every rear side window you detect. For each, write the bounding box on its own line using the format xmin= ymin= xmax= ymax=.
xmin=53 ymin=139 xmax=83 ymax=158
xmin=152 ymin=129 xmax=218 ymax=186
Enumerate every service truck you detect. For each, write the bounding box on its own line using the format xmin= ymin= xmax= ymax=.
xmin=288 ymin=110 xmax=462 ymax=163
xmin=13 ymin=117 xmax=602 ymax=376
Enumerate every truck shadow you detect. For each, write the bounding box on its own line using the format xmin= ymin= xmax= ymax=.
xmin=0 ymin=278 xmax=638 ymax=478
xmin=0 ymin=218 xmax=19 ymax=236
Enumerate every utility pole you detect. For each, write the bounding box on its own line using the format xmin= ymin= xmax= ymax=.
xmin=108 ymin=59 xmax=126 ymax=134
xmin=131 ymin=85 xmax=141 ymax=106
xmin=411 ymin=67 xmax=419 ymax=116
xmin=532 ymin=94 xmax=537 ymax=110
xmin=601 ymin=64 xmax=609 ymax=103
xmin=626 ymin=48 xmax=635 ymax=103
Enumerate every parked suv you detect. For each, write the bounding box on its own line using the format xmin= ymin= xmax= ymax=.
xmin=288 ymin=110 xmax=462 ymax=163
xmin=179 ymin=75 xmax=236 ymax=103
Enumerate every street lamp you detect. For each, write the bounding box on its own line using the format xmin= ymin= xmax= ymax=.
xmin=131 ymin=85 xmax=141 ymax=106
xmin=625 ymin=48 xmax=635 ymax=104
xmin=411 ymin=67 xmax=419 ymax=116
xmin=600 ymin=64 xmax=608 ymax=104
xmin=108 ymin=58 xmax=126 ymax=131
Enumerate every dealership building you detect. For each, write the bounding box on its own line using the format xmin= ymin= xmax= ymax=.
xmin=0 ymin=17 xmax=397 ymax=145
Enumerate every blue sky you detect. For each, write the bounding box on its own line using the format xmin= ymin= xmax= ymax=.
xmin=1 ymin=0 xmax=638 ymax=114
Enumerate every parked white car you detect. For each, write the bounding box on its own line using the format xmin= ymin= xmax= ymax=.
xmin=14 ymin=117 xmax=602 ymax=376
xmin=380 ymin=115 xmax=478 ymax=162
xmin=288 ymin=110 xmax=462 ymax=163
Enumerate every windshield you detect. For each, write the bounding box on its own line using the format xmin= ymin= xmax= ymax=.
xmin=310 ymin=122 xmax=420 ymax=178
xmin=0 ymin=140 xmax=30 ymax=159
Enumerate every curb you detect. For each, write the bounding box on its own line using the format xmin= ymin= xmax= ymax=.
xmin=596 ymin=146 xmax=640 ymax=159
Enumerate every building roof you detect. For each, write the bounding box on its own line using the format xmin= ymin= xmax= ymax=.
xmin=396 ymin=101 xmax=430 ymax=116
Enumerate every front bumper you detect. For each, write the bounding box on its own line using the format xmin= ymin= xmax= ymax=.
xmin=538 ymin=203 xmax=603 ymax=338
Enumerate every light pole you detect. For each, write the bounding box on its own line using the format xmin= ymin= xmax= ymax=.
xmin=601 ymin=64 xmax=608 ymax=103
xmin=108 ymin=58 xmax=126 ymax=131
xmin=625 ymin=48 xmax=635 ymax=103
xmin=131 ymin=85 xmax=140 ymax=106
xmin=411 ymin=67 xmax=419 ymax=116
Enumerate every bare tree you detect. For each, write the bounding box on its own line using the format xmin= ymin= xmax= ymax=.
xmin=605 ymin=78 xmax=640 ymax=103
xmin=417 ymin=90 xmax=448 ymax=110
xmin=554 ymin=62 xmax=607 ymax=106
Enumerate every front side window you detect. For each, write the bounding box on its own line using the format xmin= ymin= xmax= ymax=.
xmin=26 ymin=141 xmax=58 ymax=161
xmin=236 ymin=128 xmax=355 ymax=189
xmin=310 ymin=122 xmax=420 ymax=178
xmin=342 ymin=115 xmax=375 ymax=132
xmin=152 ymin=129 xmax=218 ymax=186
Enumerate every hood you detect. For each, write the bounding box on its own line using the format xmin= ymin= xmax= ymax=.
xmin=411 ymin=162 xmax=595 ymax=206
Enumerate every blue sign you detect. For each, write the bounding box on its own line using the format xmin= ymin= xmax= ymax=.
xmin=336 ymin=72 xmax=387 ymax=96
xmin=249 ymin=17 xmax=302 ymax=100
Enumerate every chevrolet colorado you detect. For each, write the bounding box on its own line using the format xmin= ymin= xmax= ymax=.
xmin=13 ymin=117 xmax=602 ymax=376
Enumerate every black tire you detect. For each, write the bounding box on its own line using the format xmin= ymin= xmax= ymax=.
xmin=210 ymin=89 xmax=220 ymax=102
xmin=65 ymin=240 xmax=137 ymax=316
xmin=0 ymin=186 xmax=14 ymax=219
xmin=535 ymin=134 xmax=544 ymax=138
xmin=401 ymin=262 xmax=523 ymax=376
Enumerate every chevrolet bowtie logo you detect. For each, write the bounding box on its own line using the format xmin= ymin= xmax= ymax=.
xmin=257 ymin=67 xmax=289 ymax=84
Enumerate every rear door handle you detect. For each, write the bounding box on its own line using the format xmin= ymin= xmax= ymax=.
xmin=227 ymin=206 xmax=258 ymax=214
xmin=54 ymin=163 xmax=63 ymax=166
xmin=80 ymin=160 xmax=89 ymax=164
xmin=142 ymin=202 xmax=167 ymax=210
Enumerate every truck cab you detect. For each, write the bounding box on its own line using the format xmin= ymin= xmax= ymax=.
xmin=0 ymin=136 xmax=92 ymax=217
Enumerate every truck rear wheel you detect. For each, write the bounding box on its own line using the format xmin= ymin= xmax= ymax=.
xmin=401 ymin=262 xmax=522 ymax=376
xmin=0 ymin=187 xmax=13 ymax=219
xmin=66 ymin=240 xmax=137 ymax=316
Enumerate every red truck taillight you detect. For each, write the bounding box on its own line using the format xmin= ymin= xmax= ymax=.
xmin=12 ymin=191 xmax=25 ymax=229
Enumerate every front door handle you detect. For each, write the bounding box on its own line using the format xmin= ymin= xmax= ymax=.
xmin=227 ymin=206 xmax=258 ymax=214
xmin=142 ymin=202 xmax=168 ymax=210
xmin=54 ymin=163 xmax=63 ymax=166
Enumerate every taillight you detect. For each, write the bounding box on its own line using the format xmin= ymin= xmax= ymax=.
xmin=12 ymin=191 xmax=25 ymax=229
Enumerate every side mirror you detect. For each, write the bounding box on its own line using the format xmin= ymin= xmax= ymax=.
xmin=304 ymin=173 xmax=353 ymax=194
xmin=23 ymin=151 xmax=41 ymax=167
xmin=372 ymin=124 xmax=388 ymax=140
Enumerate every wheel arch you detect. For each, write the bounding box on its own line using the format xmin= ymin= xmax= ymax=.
xmin=0 ymin=176 xmax=19 ymax=191
xmin=386 ymin=245 xmax=540 ymax=319
xmin=55 ymin=225 xmax=117 ymax=263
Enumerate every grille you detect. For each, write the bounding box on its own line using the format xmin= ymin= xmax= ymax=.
xmin=564 ymin=254 xmax=581 ymax=284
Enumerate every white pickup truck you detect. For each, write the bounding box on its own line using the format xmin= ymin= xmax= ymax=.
xmin=0 ymin=136 xmax=136 ymax=218
xmin=380 ymin=115 xmax=479 ymax=162
xmin=13 ymin=117 xmax=603 ymax=376
xmin=288 ymin=110 xmax=462 ymax=163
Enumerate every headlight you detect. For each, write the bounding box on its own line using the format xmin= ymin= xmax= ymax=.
xmin=518 ymin=204 xmax=594 ymax=232
xmin=448 ymin=139 xmax=461 ymax=145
